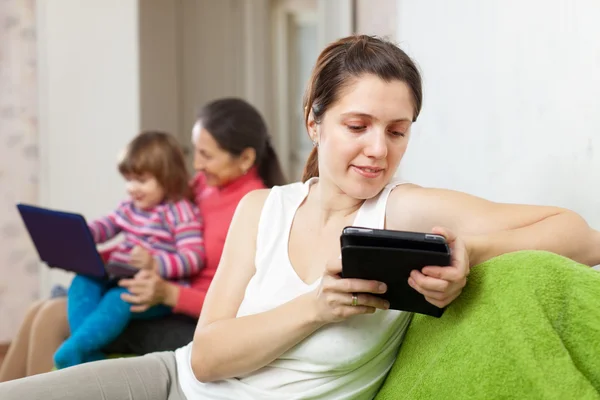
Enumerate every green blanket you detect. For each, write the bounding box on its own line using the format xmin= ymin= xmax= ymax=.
xmin=375 ymin=251 xmax=600 ymax=400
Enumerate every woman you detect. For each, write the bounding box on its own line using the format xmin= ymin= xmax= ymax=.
xmin=1 ymin=35 xmax=598 ymax=399
xmin=0 ymin=98 xmax=285 ymax=381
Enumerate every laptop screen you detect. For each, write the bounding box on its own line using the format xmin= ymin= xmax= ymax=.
xmin=16 ymin=204 xmax=107 ymax=279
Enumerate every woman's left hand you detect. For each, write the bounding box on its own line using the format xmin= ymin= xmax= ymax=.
xmin=118 ymin=269 xmax=178 ymax=312
xmin=408 ymin=227 xmax=469 ymax=308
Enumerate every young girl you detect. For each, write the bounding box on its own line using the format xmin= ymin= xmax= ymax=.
xmin=53 ymin=131 xmax=205 ymax=369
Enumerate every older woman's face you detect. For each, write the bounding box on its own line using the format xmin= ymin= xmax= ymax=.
xmin=309 ymin=74 xmax=414 ymax=200
xmin=192 ymin=123 xmax=248 ymax=187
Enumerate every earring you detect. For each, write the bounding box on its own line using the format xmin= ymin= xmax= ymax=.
xmin=312 ymin=139 xmax=318 ymax=148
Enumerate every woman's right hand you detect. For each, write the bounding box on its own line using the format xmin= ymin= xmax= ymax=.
xmin=119 ymin=269 xmax=180 ymax=312
xmin=312 ymin=257 xmax=390 ymax=324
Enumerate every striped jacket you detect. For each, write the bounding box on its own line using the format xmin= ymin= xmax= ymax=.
xmin=88 ymin=199 xmax=204 ymax=283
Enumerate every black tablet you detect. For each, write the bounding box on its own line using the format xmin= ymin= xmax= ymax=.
xmin=340 ymin=226 xmax=451 ymax=317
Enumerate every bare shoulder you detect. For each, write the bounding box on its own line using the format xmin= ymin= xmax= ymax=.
xmin=222 ymin=188 xmax=272 ymax=258
xmin=389 ymin=183 xmax=479 ymax=206
xmin=234 ymin=188 xmax=272 ymax=222
xmin=221 ymin=188 xmax=272 ymax=255
xmin=385 ymin=183 xmax=481 ymax=232
xmin=387 ymin=183 xmax=434 ymax=208
xmin=240 ymin=188 xmax=271 ymax=206
xmin=390 ymin=182 xmax=423 ymax=197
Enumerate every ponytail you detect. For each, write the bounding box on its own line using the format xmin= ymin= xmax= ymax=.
xmin=301 ymin=147 xmax=319 ymax=182
xmin=258 ymin=140 xmax=287 ymax=188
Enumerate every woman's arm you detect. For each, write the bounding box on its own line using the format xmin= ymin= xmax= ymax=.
xmin=170 ymin=284 xmax=202 ymax=318
xmin=190 ymin=189 xmax=323 ymax=382
xmin=387 ymin=186 xmax=600 ymax=266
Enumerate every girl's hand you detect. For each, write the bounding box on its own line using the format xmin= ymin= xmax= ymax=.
xmin=119 ymin=269 xmax=179 ymax=312
xmin=129 ymin=245 xmax=155 ymax=270
xmin=408 ymin=226 xmax=469 ymax=308
xmin=311 ymin=256 xmax=390 ymax=324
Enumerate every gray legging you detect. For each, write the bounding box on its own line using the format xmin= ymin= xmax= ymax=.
xmin=0 ymin=352 xmax=184 ymax=400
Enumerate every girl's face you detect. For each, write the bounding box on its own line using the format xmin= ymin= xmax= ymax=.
xmin=125 ymin=173 xmax=165 ymax=210
xmin=308 ymin=74 xmax=415 ymax=200
xmin=192 ymin=122 xmax=254 ymax=187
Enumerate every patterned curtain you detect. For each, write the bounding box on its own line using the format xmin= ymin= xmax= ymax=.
xmin=0 ymin=0 xmax=39 ymax=342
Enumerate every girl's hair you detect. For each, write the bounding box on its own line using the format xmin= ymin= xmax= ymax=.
xmin=197 ymin=98 xmax=286 ymax=188
xmin=118 ymin=131 xmax=192 ymax=201
xmin=301 ymin=35 xmax=423 ymax=182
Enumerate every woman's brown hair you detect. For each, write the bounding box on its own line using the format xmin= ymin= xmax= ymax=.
xmin=301 ymin=35 xmax=423 ymax=182
xmin=118 ymin=131 xmax=192 ymax=201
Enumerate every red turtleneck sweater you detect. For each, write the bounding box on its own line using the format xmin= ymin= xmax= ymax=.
xmin=172 ymin=168 xmax=265 ymax=317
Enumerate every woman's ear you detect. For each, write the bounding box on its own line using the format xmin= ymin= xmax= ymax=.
xmin=191 ymin=121 xmax=202 ymax=143
xmin=306 ymin=114 xmax=319 ymax=144
xmin=239 ymin=147 xmax=257 ymax=173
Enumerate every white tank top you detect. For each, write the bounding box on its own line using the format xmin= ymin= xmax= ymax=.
xmin=175 ymin=178 xmax=411 ymax=400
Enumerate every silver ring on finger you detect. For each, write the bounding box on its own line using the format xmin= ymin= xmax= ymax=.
xmin=351 ymin=293 xmax=358 ymax=307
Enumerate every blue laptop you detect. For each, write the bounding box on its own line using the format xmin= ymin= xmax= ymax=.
xmin=16 ymin=203 xmax=137 ymax=279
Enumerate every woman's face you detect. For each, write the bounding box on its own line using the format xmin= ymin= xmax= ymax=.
xmin=309 ymin=74 xmax=415 ymax=200
xmin=192 ymin=123 xmax=252 ymax=187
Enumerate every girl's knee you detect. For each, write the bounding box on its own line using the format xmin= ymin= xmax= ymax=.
xmin=105 ymin=287 xmax=127 ymax=299
xmin=103 ymin=287 xmax=130 ymax=308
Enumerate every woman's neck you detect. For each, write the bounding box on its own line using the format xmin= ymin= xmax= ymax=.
xmin=309 ymin=178 xmax=364 ymax=227
xmin=217 ymin=167 xmax=260 ymax=191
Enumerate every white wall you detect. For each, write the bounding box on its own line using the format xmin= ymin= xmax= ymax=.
xmin=37 ymin=0 xmax=140 ymax=294
xmin=396 ymin=0 xmax=600 ymax=228
xmin=355 ymin=0 xmax=396 ymax=38
xmin=138 ymin=0 xmax=180 ymax=140
xmin=317 ymin=0 xmax=353 ymax=47
xmin=178 ymin=0 xmax=275 ymax=154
